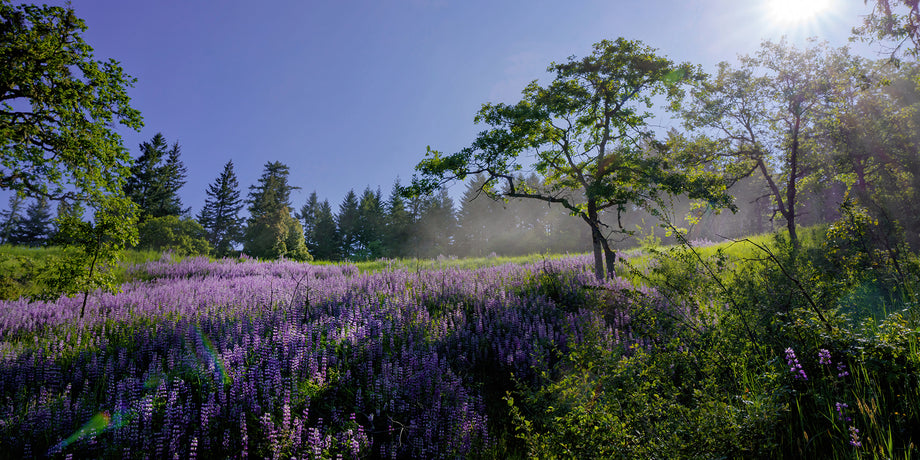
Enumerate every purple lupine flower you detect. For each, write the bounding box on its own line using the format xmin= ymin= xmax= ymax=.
xmin=837 ymin=362 xmax=850 ymax=378
xmin=835 ymin=402 xmax=851 ymax=422
xmin=818 ymin=348 xmax=831 ymax=365
xmin=849 ymin=426 xmax=862 ymax=447
xmin=785 ymin=347 xmax=808 ymax=380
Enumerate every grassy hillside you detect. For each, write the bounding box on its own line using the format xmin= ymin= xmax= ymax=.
xmin=0 ymin=245 xmax=164 ymax=301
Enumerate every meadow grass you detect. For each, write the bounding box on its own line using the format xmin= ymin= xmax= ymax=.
xmin=2 ymin=225 xmax=919 ymax=458
xmin=0 ymin=245 xmax=163 ymax=300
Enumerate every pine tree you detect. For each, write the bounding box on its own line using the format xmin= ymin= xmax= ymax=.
xmin=337 ymin=190 xmax=361 ymax=260
xmin=357 ymin=187 xmax=385 ymax=260
xmin=383 ymin=180 xmax=414 ymax=258
xmin=243 ymin=161 xmax=310 ymax=260
xmin=0 ymin=195 xmax=25 ymax=245
xmin=9 ymin=197 xmax=53 ymax=246
xmin=456 ymin=174 xmax=506 ymax=257
xmin=160 ymin=141 xmax=189 ymax=216
xmin=198 ymin=160 xmax=244 ymax=257
xmin=310 ymin=199 xmax=340 ymax=261
xmin=298 ymin=191 xmax=320 ymax=248
xmin=416 ymin=187 xmax=457 ymax=258
xmin=124 ymin=133 xmax=188 ymax=221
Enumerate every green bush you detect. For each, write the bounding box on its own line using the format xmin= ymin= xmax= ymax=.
xmin=137 ymin=215 xmax=211 ymax=256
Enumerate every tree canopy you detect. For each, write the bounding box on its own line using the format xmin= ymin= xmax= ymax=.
xmin=410 ymin=38 xmax=731 ymax=279
xmin=679 ymin=39 xmax=851 ymax=247
xmin=857 ymin=0 xmax=920 ymax=61
xmin=1 ymin=1 xmax=143 ymax=202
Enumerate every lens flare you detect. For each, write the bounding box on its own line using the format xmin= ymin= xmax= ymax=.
xmin=197 ymin=325 xmax=231 ymax=385
xmin=48 ymin=411 xmax=111 ymax=455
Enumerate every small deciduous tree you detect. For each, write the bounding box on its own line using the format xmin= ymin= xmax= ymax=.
xmin=1 ymin=1 xmax=143 ymax=309
xmin=679 ymin=39 xmax=848 ymax=247
xmin=411 ymin=38 xmax=730 ymax=279
xmin=137 ymin=215 xmax=210 ymax=256
xmin=41 ymin=197 xmax=138 ymax=317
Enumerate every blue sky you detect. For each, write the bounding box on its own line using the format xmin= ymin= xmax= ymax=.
xmin=31 ymin=0 xmax=874 ymax=214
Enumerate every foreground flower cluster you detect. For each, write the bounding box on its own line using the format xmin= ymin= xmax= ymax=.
xmin=0 ymin=255 xmax=659 ymax=458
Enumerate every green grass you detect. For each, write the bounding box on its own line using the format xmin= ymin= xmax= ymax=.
xmin=345 ymin=252 xmax=582 ymax=273
xmin=0 ymin=245 xmax=164 ymax=301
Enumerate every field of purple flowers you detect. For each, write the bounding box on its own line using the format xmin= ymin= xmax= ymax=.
xmin=0 ymin=254 xmax=666 ymax=459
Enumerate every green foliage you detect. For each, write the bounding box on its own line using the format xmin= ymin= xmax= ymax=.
xmin=123 ymin=133 xmax=188 ymax=221
xmin=137 ymin=215 xmax=210 ymax=256
xmin=0 ymin=244 xmax=172 ymax=300
xmin=411 ymin=37 xmax=730 ymax=280
xmin=0 ymin=1 xmax=143 ymax=201
xmin=356 ymin=187 xmax=385 ymax=260
xmin=198 ymin=160 xmax=244 ymax=257
xmin=308 ymin=198 xmax=340 ymax=261
xmin=854 ymin=0 xmax=920 ymax=61
xmin=336 ymin=189 xmax=361 ymax=259
xmin=7 ymin=196 xmax=53 ymax=246
xmin=243 ymin=162 xmax=311 ymax=261
xmin=39 ymin=197 xmax=138 ymax=316
xmin=244 ymin=207 xmax=312 ymax=261
xmin=680 ymin=39 xmax=853 ymax=247
xmin=502 ymin=217 xmax=920 ymax=458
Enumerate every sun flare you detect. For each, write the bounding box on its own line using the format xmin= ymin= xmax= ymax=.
xmin=766 ymin=0 xmax=833 ymax=26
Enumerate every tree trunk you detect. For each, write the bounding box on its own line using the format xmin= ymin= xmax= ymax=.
xmin=599 ymin=233 xmax=617 ymax=280
xmin=787 ymin=124 xmax=800 ymax=248
xmin=587 ymin=205 xmax=604 ymax=280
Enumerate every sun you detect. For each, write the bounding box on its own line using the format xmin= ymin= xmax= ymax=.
xmin=765 ymin=0 xmax=833 ymax=26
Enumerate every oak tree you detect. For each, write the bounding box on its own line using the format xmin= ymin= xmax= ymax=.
xmin=1 ymin=1 xmax=143 ymax=201
xmin=411 ymin=38 xmax=730 ymax=279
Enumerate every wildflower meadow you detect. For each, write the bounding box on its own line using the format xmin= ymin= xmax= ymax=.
xmin=3 ymin=225 xmax=920 ymax=459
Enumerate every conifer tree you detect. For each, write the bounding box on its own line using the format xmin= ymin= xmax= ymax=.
xmin=337 ymin=189 xmax=361 ymax=260
xmin=9 ymin=197 xmax=53 ymax=246
xmin=456 ymin=174 xmax=505 ymax=257
xmin=243 ymin=161 xmax=310 ymax=260
xmin=0 ymin=195 xmax=24 ymax=245
xmin=384 ymin=180 xmax=414 ymax=258
xmin=416 ymin=187 xmax=457 ymax=258
xmin=357 ymin=187 xmax=385 ymax=260
xmin=310 ymin=199 xmax=340 ymax=261
xmin=160 ymin=141 xmax=189 ymax=216
xmin=198 ymin=160 xmax=244 ymax=257
xmin=124 ymin=133 xmax=188 ymax=221
xmin=298 ymin=191 xmax=321 ymax=247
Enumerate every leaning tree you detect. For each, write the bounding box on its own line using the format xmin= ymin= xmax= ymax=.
xmin=410 ymin=38 xmax=731 ymax=279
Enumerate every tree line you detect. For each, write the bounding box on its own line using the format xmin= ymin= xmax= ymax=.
xmin=0 ymin=140 xmax=598 ymax=261
xmin=3 ymin=0 xmax=920 ymax=297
